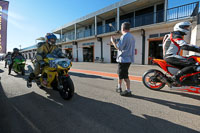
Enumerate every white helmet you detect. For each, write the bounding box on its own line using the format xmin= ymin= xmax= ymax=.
xmin=174 ymin=21 xmax=191 ymax=35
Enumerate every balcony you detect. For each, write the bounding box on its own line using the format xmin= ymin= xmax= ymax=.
xmin=56 ymin=34 xmax=75 ymax=43
xmin=57 ymin=2 xmax=199 ymax=41
xmin=135 ymin=10 xmax=164 ymax=27
xmin=97 ymin=23 xmax=117 ymax=35
xmin=77 ymin=29 xmax=95 ymax=39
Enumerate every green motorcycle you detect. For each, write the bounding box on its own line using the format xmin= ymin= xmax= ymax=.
xmin=12 ymin=56 xmax=26 ymax=75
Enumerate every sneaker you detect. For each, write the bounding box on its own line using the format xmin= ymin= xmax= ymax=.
xmin=116 ymin=87 xmax=122 ymax=93
xmin=120 ymin=90 xmax=132 ymax=97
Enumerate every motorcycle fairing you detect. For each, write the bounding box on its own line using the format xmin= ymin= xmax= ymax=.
xmin=187 ymin=56 xmax=200 ymax=63
xmin=180 ymin=72 xmax=200 ymax=82
xmin=153 ymin=59 xmax=179 ymax=76
xmin=13 ymin=58 xmax=26 ymax=72
xmin=40 ymin=67 xmax=57 ymax=88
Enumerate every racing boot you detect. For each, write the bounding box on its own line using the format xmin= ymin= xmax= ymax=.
xmin=172 ymin=66 xmax=196 ymax=85
xmin=27 ymin=73 xmax=35 ymax=88
xmin=172 ymin=71 xmax=182 ymax=85
xmin=8 ymin=69 xmax=11 ymax=75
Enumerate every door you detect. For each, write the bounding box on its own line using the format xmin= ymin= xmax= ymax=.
xmin=83 ymin=46 xmax=94 ymax=62
xmin=65 ymin=48 xmax=73 ymax=60
xmin=111 ymin=45 xmax=117 ymax=63
xmin=149 ymin=40 xmax=163 ymax=64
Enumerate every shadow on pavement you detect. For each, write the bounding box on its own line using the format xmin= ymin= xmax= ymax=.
xmin=9 ymin=70 xmax=30 ymax=81
xmin=160 ymin=90 xmax=200 ymax=101
xmin=0 ymin=81 xmax=39 ymax=133
xmin=0 ymin=69 xmax=4 ymax=73
xmin=130 ymin=94 xmax=200 ymax=116
xmin=9 ymin=73 xmax=24 ymax=78
xmin=0 ymin=84 xmax=199 ymax=133
xmin=69 ymin=72 xmax=114 ymax=80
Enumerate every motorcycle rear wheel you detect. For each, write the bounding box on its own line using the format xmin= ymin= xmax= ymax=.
xmin=142 ymin=69 xmax=166 ymax=91
xmin=59 ymin=77 xmax=74 ymax=100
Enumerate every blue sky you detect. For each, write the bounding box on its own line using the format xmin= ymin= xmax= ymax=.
xmin=5 ymin=0 xmax=200 ymax=52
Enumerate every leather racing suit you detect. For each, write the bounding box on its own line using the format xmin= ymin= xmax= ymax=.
xmin=163 ymin=31 xmax=200 ymax=82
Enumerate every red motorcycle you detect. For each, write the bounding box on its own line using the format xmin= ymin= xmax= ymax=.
xmin=142 ymin=56 xmax=200 ymax=94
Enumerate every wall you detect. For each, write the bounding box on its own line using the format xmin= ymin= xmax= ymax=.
xmin=131 ymin=31 xmax=142 ymax=64
xmin=102 ymin=36 xmax=115 ymax=63
xmin=73 ymin=45 xmax=77 ymax=61
xmin=189 ymin=22 xmax=198 ymax=55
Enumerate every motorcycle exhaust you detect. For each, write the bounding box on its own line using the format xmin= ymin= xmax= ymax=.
xmin=157 ymin=74 xmax=172 ymax=88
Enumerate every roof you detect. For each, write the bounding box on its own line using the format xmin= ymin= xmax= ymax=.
xmin=52 ymin=0 xmax=161 ymax=33
xmin=20 ymin=45 xmax=37 ymax=52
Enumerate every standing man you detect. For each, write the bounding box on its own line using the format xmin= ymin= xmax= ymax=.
xmin=111 ymin=22 xmax=135 ymax=96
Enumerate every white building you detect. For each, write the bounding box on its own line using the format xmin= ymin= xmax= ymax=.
xmin=20 ymin=45 xmax=37 ymax=59
xmin=21 ymin=0 xmax=200 ymax=64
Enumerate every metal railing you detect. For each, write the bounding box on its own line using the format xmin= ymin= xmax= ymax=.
xmin=167 ymin=2 xmax=199 ymax=21
xmin=76 ymin=29 xmax=95 ymax=39
xmin=135 ymin=10 xmax=164 ymax=27
xmin=97 ymin=23 xmax=117 ymax=35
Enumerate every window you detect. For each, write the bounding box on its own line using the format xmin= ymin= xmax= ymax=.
xmin=84 ymin=25 xmax=93 ymax=37
xmin=156 ymin=4 xmax=164 ymax=23
xmin=120 ymin=12 xmax=134 ymax=28
xmin=97 ymin=22 xmax=103 ymax=34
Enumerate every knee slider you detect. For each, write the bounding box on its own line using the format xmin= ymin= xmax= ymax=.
xmin=196 ymin=66 xmax=200 ymax=71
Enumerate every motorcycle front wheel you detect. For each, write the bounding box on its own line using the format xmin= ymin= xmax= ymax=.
xmin=59 ymin=76 xmax=74 ymax=100
xmin=21 ymin=67 xmax=25 ymax=75
xmin=142 ymin=69 xmax=166 ymax=91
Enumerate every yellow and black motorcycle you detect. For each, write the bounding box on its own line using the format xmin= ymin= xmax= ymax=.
xmin=28 ymin=52 xmax=74 ymax=100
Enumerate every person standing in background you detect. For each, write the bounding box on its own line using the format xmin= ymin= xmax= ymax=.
xmin=111 ymin=22 xmax=135 ymax=96
xmin=4 ymin=52 xmax=11 ymax=68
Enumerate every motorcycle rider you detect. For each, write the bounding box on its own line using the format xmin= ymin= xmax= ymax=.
xmin=27 ymin=33 xmax=65 ymax=87
xmin=163 ymin=21 xmax=200 ymax=85
xmin=8 ymin=48 xmax=24 ymax=75
xmin=4 ymin=52 xmax=11 ymax=68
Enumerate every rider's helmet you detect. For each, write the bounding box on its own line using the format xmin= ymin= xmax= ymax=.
xmin=13 ymin=48 xmax=19 ymax=54
xmin=174 ymin=21 xmax=191 ymax=35
xmin=45 ymin=33 xmax=57 ymax=45
xmin=8 ymin=52 xmax=11 ymax=54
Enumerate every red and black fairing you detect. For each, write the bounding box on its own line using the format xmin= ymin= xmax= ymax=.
xmin=152 ymin=59 xmax=179 ymax=76
xmin=153 ymin=58 xmax=200 ymax=89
